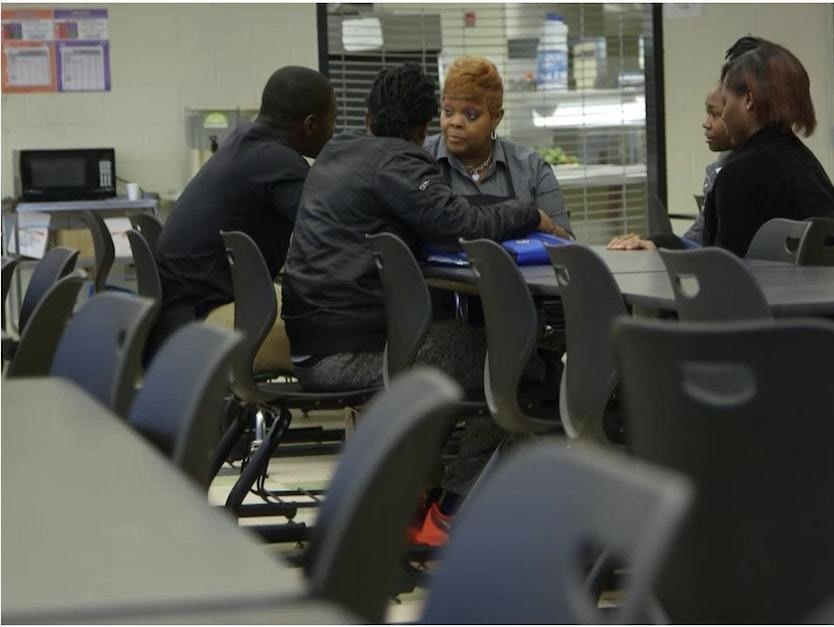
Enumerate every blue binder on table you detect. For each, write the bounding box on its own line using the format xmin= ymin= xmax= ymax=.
xmin=424 ymin=232 xmax=573 ymax=267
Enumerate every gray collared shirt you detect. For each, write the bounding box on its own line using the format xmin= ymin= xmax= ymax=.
xmin=424 ymin=134 xmax=573 ymax=235
xmin=683 ymin=151 xmax=732 ymax=244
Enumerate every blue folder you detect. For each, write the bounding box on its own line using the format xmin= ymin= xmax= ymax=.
xmin=424 ymin=232 xmax=573 ymax=267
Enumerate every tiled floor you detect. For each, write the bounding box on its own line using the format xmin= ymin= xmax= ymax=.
xmin=207 ymin=408 xmax=427 ymax=623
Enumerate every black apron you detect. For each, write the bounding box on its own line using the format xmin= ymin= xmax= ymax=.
xmin=436 ymin=159 xmax=517 ymax=325
xmin=436 ymin=158 xmax=567 ymax=346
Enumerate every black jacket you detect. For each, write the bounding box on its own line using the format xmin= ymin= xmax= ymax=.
xmin=703 ymin=127 xmax=834 ymax=256
xmin=653 ymin=127 xmax=834 ymax=255
xmin=281 ymin=132 xmax=541 ymax=355
xmin=156 ymin=122 xmax=307 ymax=318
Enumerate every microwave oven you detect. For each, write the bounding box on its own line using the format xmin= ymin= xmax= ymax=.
xmin=14 ymin=148 xmax=117 ymax=202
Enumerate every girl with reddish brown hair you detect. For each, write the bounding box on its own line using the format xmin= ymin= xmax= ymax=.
xmin=700 ymin=37 xmax=834 ymax=256
xmin=609 ymin=36 xmax=834 ymax=256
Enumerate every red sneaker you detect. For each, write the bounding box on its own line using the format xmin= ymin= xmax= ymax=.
xmin=411 ymin=502 xmax=452 ymax=546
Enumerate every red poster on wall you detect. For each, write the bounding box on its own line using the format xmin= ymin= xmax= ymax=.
xmin=1 ymin=8 xmax=57 ymax=93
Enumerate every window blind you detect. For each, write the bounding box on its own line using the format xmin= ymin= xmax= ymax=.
xmin=322 ymin=3 xmax=660 ymax=243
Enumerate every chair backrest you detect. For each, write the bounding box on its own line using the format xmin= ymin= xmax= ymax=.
xmin=460 ymin=238 xmax=553 ymax=434
xmin=614 ymin=317 xmax=834 ymax=623
xmin=420 ymin=441 xmax=692 ymax=624
xmin=2 ymin=256 xmax=19 ymax=328
xmin=50 ymin=292 xmax=156 ymax=417
xmin=693 ymin=194 xmax=706 ymax=213
xmin=546 ymin=244 xmax=628 ymax=440
xmin=806 ymin=598 xmax=834 ymax=625
xmin=365 ymin=232 xmax=433 ymax=385
xmin=220 ymin=230 xmax=276 ymax=401
xmin=658 ymin=247 xmax=771 ymax=321
xmin=126 ymin=229 xmax=163 ymax=305
xmin=81 ymin=211 xmax=115 ymax=292
xmin=128 ymin=213 xmax=163 ymax=251
xmin=128 ymin=323 xmax=242 ymax=489
xmin=18 ymin=246 xmax=79 ymax=333
xmin=745 ymin=217 xmax=811 ymax=263
xmin=5 ymin=273 xmax=85 ymax=378
xmin=647 ymin=192 xmax=673 ymax=236
xmin=797 ymin=216 xmax=834 ymax=266
xmin=305 ymin=367 xmax=462 ymax=623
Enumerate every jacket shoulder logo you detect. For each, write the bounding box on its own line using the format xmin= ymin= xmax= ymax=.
xmin=418 ymin=179 xmax=431 ymax=191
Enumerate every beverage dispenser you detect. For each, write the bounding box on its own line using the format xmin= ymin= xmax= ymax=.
xmin=185 ymin=108 xmax=257 ymax=180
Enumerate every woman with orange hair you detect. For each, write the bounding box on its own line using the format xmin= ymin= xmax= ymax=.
xmin=425 ymin=56 xmax=573 ymax=238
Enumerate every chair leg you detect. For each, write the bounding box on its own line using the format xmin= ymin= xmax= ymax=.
xmin=585 ymin=547 xmax=617 ymax=601
xmin=225 ymin=406 xmax=292 ymax=511
xmin=208 ymin=401 xmax=250 ymax=481
xmin=460 ymin=436 xmax=510 ymax=504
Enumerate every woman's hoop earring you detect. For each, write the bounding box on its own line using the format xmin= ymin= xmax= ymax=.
xmin=490 ymin=128 xmax=497 ymax=141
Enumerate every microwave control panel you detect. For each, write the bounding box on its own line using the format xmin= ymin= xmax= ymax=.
xmin=98 ymin=159 xmax=113 ymax=188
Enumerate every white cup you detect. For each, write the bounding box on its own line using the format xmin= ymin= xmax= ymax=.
xmin=126 ymin=182 xmax=142 ymax=201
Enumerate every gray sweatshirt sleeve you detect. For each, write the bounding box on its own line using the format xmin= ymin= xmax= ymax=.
xmin=531 ymin=154 xmax=573 ymax=236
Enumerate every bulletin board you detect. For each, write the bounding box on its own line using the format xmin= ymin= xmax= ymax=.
xmin=1 ymin=8 xmax=110 ymax=93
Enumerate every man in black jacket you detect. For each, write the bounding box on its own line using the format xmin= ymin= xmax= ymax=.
xmin=282 ymin=64 xmax=559 ymax=544
xmin=148 ymin=66 xmax=336 ymax=366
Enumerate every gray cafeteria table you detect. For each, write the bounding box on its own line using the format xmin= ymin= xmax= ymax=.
xmin=583 ymin=245 xmax=787 ymax=274
xmin=424 ymin=247 xmax=834 ymax=317
xmin=434 ymin=245 xmax=787 ymax=276
xmin=1 ymin=378 xmax=354 ymax=624
xmin=609 ymin=264 xmax=834 ymax=317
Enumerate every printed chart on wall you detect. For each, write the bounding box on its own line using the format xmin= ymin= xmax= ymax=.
xmin=1 ymin=8 xmax=110 ymax=93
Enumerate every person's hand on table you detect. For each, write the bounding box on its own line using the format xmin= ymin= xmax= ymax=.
xmin=606 ymin=233 xmax=657 ymax=250
xmin=537 ymin=210 xmax=573 ymax=240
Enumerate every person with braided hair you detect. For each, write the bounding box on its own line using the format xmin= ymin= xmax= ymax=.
xmin=283 ymin=62 xmax=559 ymax=386
xmin=282 ymin=64 xmax=561 ymax=542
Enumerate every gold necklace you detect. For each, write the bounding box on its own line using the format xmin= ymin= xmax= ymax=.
xmin=464 ymin=147 xmax=494 ymax=182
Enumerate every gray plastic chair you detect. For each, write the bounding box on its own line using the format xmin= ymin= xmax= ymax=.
xmin=460 ymin=238 xmax=559 ymax=435
xmin=2 ymin=256 xmax=18 ymax=329
xmin=745 ymin=217 xmax=811 ymax=263
xmin=693 ymin=194 xmax=706 ymax=213
xmin=658 ymin=247 xmax=771 ymax=321
xmin=305 ymin=368 xmax=462 ymax=623
xmin=546 ymin=244 xmax=628 ymax=442
xmin=81 ymin=210 xmax=115 ymax=292
xmin=420 ymin=441 xmax=692 ymax=624
xmin=806 ymin=598 xmax=834 ymax=624
xmin=365 ymin=232 xmax=432 ymax=385
xmin=128 ymin=323 xmax=242 ymax=489
xmin=17 ymin=246 xmax=79 ymax=333
xmin=216 ymin=230 xmax=378 ymax=513
xmin=366 ymin=231 xmax=490 ymax=417
xmin=614 ymin=316 xmax=834 ymax=623
xmin=647 ymin=192 xmax=673 ymax=236
xmin=126 ymin=229 xmax=162 ymax=306
xmin=50 ymin=292 xmax=156 ymax=417
xmin=5 ymin=273 xmax=85 ymax=378
xmin=798 ymin=216 xmax=834 ymax=266
xmin=128 ymin=213 xmax=163 ymax=251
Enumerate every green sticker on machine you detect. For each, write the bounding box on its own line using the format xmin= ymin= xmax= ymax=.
xmin=203 ymin=111 xmax=229 ymax=129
